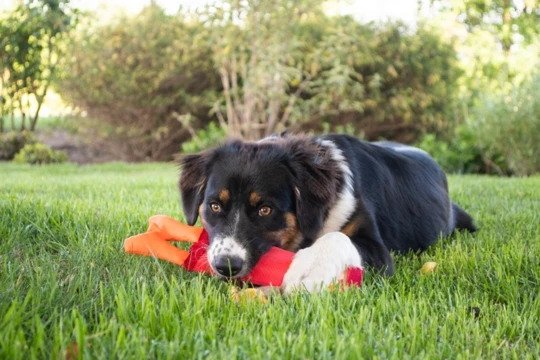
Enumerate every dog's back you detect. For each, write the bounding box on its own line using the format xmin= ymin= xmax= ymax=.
xmin=323 ymin=135 xmax=475 ymax=254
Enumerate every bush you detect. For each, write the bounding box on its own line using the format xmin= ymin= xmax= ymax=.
xmin=57 ymin=3 xmax=463 ymax=159
xmin=416 ymin=127 xmax=481 ymax=174
xmin=471 ymin=73 xmax=540 ymax=176
xmin=13 ymin=143 xmax=68 ymax=165
xmin=416 ymin=125 xmax=509 ymax=175
xmin=58 ymin=5 xmax=219 ymax=161
xmin=0 ymin=131 xmax=36 ymax=160
xmin=181 ymin=123 xmax=226 ymax=154
xmin=296 ymin=20 xmax=463 ymax=143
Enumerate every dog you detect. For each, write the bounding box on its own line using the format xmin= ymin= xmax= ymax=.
xmin=179 ymin=134 xmax=476 ymax=293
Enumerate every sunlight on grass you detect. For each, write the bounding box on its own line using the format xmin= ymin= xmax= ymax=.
xmin=0 ymin=163 xmax=539 ymax=358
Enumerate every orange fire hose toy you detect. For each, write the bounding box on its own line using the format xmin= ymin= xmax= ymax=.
xmin=124 ymin=215 xmax=363 ymax=287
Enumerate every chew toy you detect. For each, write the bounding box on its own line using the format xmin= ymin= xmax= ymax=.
xmin=124 ymin=215 xmax=363 ymax=287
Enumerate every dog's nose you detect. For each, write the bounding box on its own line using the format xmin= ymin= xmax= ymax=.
xmin=213 ymin=256 xmax=244 ymax=277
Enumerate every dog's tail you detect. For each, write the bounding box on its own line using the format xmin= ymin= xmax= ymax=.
xmin=452 ymin=203 xmax=477 ymax=233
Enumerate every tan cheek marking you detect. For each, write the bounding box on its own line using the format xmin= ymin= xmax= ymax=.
xmin=219 ymin=189 xmax=230 ymax=204
xmin=249 ymin=192 xmax=261 ymax=206
xmin=340 ymin=214 xmax=366 ymax=237
xmin=270 ymin=212 xmax=302 ymax=251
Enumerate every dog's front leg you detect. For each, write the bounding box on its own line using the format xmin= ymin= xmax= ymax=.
xmin=281 ymin=232 xmax=363 ymax=294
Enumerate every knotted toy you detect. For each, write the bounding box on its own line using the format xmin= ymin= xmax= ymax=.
xmin=124 ymin=215 xmax=363 ymax=288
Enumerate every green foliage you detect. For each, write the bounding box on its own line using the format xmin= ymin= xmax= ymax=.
xmin=13 ymin=142 xmax=68 ymax=164
xmin=205 ymin=0 xmax=462 ymax=141
xmin=310 ymin=21 xmax=463 ymax=141
xmin=181 ymin=123 xmax=226 ymax=154
xmin=1 ymin=163 xmax=539 ymax=357
xmin=416 ymin=125 xmax=509 ymax=174
xmin=0 ymin=0 xmax=79 ymax=132
xmin=58 ymin=5 xmax=219 ymax=160
xmin=207 ymin=0 xmax=328 ymax=139
xmin=0 ymin=130 xmax=36 ymax=160
xmin=417 ymin=71 xmax=540 ymax=177
xmin=58 ymin=2 xmax=462 ymax=155
xmin=430 ymin=0 xmax=540 ymax=52
xmin=472 ymin=73 xmax=540 ymax=176
xmin=416 ymin=128 xmax=479 ymax=174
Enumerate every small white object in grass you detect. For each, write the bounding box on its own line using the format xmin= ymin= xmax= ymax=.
xmin=420 ymin=261 xmax=437 ymax=274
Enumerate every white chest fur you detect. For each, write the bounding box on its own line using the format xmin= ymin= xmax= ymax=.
xmin=316 ymin=139 xmax=356 ymax=238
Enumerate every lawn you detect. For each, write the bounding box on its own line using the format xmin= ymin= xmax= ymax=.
xmin=1 ymin=163 xmax=539 ymax=359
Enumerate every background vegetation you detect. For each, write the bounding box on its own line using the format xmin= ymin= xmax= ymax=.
xmin=1 ymin=2 xmax=539 ymax=358
xmin=1 ymin=0 xmax=539 ymax=171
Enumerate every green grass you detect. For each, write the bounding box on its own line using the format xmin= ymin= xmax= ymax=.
xmin=1 ymin=163 xmax=539 ymax=359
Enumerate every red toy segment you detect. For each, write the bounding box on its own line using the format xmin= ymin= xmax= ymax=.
xmin=242 ymin=245 xmax=295 ymax=286
xmin=183 ymin=230 xmax=295 ymax=287
xmin=344 ymin=267 xmax=364 ymax=286
xmin=183 ymin=230 xmax=212 ymax=273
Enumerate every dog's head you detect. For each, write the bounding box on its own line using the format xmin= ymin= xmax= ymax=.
xmin=179 ymin=137 xmax=341 ymax=278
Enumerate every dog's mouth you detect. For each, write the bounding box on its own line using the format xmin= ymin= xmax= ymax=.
xmin=207 ymin=249 xmax=255 ymax=279
xmin=207 ymin=234 xmax=273 ymax=279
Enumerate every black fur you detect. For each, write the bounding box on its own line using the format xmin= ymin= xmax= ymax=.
xmin=179 ymin=134 xmax=476 ymax=277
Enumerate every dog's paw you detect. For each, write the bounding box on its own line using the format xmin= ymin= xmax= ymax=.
xmin=281 ymin=232 xmax=362 ymax=294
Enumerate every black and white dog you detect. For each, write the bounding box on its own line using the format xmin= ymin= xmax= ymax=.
xmin=179 ymin=134 xmax=475 ymax=293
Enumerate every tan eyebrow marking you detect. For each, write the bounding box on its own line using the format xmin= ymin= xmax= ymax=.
xmin=249 ymin=192 xmax=261 ymax=206
xmin=219 ymin=189 xmax=230 ymax=204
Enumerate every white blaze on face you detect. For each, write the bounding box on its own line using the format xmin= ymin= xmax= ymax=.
xmin=207 ymin=236 xmax=248 ymax=266
xmin=207 ymin=211 xmax=248 ymax=268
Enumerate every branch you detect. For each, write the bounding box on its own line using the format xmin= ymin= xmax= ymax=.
xmin=219 ymin=66 xmax=239 ymax=136
xmin=268 ymin=74 xmax=312 ymax=135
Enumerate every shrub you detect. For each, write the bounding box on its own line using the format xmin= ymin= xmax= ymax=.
xmin=210 ymin=10 xmax=463 ymax=142
xmin=0 ymin=131 xmax=36 ymax=160
xmin=181 ymin=123 xmax=226 ymax=154
xmin=58 ymin=3 xmax=462 ymax=159
xmin=315 ymin=22 xmax=463 ymax=143
xmin=416 ymin=126 xmax=481 ymax=174
xmin=416 ymin=125 xmax=509 ymax=175
xmin=471 ymin=73 xmax=540 ymax=176
xmin=58 ymin=5 xmax=219 ymax=160
xmin=13 ymin=143 xmax=68 ymax=164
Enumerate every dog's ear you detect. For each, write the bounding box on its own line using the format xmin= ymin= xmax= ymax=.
xmin=286 ymin=140 xmax=340 ymax=240
xmin=179 ymin=151 xmax=213 ymax=225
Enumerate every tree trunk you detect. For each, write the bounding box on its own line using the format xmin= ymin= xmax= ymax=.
xmin=501 ymin=0 xmax=512 ymax=54
xmin=31 ymin=36 xmax=56 ymax=131
xmin=30 ymin=93 xmax=45 ymax=131
xmin=20 ymin=113 xmax=26 ymax=131
xmin=18 ymin=98 xmax=26 ymax=131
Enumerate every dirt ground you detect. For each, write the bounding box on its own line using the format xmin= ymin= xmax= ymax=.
xmin=38 ymin=130 xmax=123 ymax=164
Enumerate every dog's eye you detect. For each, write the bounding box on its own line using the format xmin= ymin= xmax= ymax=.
xmin=210 ymin=202 xmax=222 ymax=213
xmin=258 ymin=206 xmax=272 ymax=217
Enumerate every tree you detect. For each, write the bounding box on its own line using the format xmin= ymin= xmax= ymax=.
xmin=57 ymin=1 xmax=463 ymax=159
xmin=207 ymin=1 xmax=461 ymax=141
xmin=58 ymin=5 xmax=220 ymax=160
xmin=429 ymin=0 xmax=539 ymax=53
xmin=207 ymin=0 xmax=328 ymax=139
xmin=0 ymin=0 xmax=78 ymax=132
